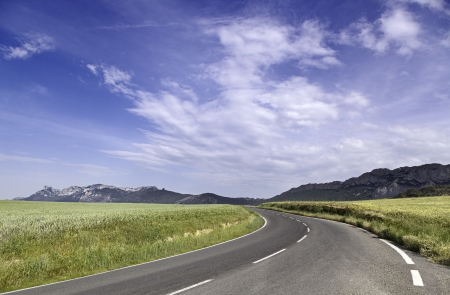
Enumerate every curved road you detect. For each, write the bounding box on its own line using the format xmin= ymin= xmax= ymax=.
xmin=5 ymin=208 xmax=450 ymax=295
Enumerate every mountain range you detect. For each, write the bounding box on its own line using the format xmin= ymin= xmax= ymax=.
xmin=18 ymin=163 xmax=450 ymax=204
xmin=19 ymin=184 xmax=262 ymax=205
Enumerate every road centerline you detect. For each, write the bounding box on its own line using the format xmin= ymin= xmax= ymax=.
xmin=253 ymin=249 xmax=286 ymax=264
xmin=297 ymin=235 xmax=307 ymax=243
xmin=166 ymin=279 xmax=213 ymax=295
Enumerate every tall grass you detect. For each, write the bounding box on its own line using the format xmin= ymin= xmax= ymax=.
xmin=259 ymin=196 xmax=450 ymax=266
xmin=0 ymin=201 xmax=263 ymax=292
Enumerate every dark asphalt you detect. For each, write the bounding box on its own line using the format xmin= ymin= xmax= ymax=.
xmin=4 ymin=208 xmax=450 ymax=295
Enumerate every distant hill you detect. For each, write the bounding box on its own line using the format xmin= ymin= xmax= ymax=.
xmin=20 ymin=184 xmax=263 ymax=205
xmin=271 ymin=163 xmax=450 ymax=202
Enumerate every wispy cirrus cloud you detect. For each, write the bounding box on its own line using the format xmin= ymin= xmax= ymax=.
xmin=1 ymin=33 xmax=55 ymax=60
xmin=0 ymin=153 xmax=54 ymax=164
xmin=0 ymin=150 xmax=126 ymax=178
xmin=93 ymin=22 xmax=187 ymax=30
xmin=63 ymin=163 xmax=129 ymax=177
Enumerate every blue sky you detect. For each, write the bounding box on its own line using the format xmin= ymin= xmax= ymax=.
xmin=1 ymin=0 xmax=450 ymax=199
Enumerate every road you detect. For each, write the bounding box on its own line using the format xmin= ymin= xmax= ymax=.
xmin=5 ymin=208 xmax=450 ymax=295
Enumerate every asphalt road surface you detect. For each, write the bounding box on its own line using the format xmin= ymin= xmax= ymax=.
xmin=5 ymin=208 xmax=450 ymax=295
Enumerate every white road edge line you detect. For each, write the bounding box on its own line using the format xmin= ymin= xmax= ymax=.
xmin=2 ymin=215 xmax=268 ymax=295
xmin=253 ymin=249 xmax=286 ymax=264
xmin=166 ymin=279 xmax=213 ymax=295
xmin=411 ymin=270 xmax=424 ymax=286
xmin=297 ymin=235 xmax=307 ymax=243
xmin=380 ymin=239 xmax=415 ymax=265
xmin=359 ymin=228 xmax=371 ymax=234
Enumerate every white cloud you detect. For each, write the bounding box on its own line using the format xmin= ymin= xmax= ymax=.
xmin=343 ymin=92 xmax=370 ymax=108
xmin=1 ymin=33 xmax=55 ymax=60
xmin=87 ymin=64 xmax=134 ymax=95
xmin=388 ymin=125 xmax=443 ymax=142
xmin=341 ymin=8 xmax=422 ymax=56
xmin=329 ymin=123 xmax=450 ymax=174
xmin=256 ymin=77 xmax=340 ymax=128
xmin=435 ymin=93 xmax=449 ymax=101
xmin=86 ymin=64 xmax=98 ymax=75
xmin=335 ymin=137 xmax=365 ymax=149
xmin=161 ymin=79 xmax=199 ymax=102
xmin=206 ymin=18 xmax=340 ymax=83
xmin=89 ymin=18 xmax=375 ymax=191
xmin=102 ymin=66 xmax=132 ymax=86
xmin=442 ymin=31 xmax=450 ymax=47
xmin=381 ymin=9 xmax=422 ymax=55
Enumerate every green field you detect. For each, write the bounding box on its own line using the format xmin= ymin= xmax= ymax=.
xmin=259 ymin=196 xmax=450 ymax=266
xmin=0 ymin=201 xmax=263 ymax=292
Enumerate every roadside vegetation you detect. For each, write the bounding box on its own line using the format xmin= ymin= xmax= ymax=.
xmin=394 ymin=184 xmax=450 ymax=198
xmin=0 ymin=201 xmax=263 ymax=292
xmin=259 ymin=196 xmax=450 ymax=266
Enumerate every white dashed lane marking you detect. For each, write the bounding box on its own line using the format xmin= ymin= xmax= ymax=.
xmin=166 ymin=279 xmax=213 ymax=295
xmin=380 ymin=239 xmax=424 ymax=287
xmin=411 ymin=270 xmax=424 ymax=286
xmin=297 ymin=235 xmax=307 ymax=243
xmin=253 ymin=249 xmax=286 ymax=264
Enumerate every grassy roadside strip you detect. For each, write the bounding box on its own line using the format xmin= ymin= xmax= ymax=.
xmin=259 ymin=196 xmax=450 ymax=266
xmin=0 ymin=201 xmax=264 ymax=293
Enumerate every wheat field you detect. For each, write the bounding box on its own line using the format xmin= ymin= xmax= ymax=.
xmin=0 ymin=201 xmax=263 ymax=292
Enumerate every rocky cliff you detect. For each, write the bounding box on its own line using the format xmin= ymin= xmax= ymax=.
xmin=271 ymin=163 xmax=450 ymax=202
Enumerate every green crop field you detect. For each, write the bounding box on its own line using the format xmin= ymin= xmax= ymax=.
xmin=0 ymin=201 xmax=263 ymax=292
xmin=259 ymin=196 xmax=450 ymax=266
